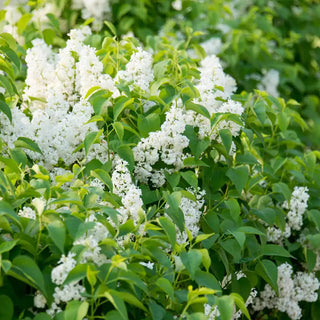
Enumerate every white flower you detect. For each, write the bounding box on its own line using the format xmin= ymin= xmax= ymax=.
xmin=258 ymin=69 xmax=280 ymax=97
xmin=111 ymin=156 xmax=144 ymax=225
xmin=287 ymin=187 xmax=309 ymax=231
xmin=53 ymin=281 xmax=85 ymax=305
xmin=252 ymin=262 xmax=319 ymax=320
xmin=0 ymin=27 xmax=116 ymax=169
xmin=34 ymin=291 xmax=46 ymax=308
xmin=51 ymin=252 xmax=77 ymax=285
xmin=116 ymin=47 xmax=154 ymax=92
xmin=72 ymin=0 xmax=111 ymax=31
xmin=18 ymin=207 xmax=36 ymax=220
xmin=139 ymin=261 xmax=154 ymax=269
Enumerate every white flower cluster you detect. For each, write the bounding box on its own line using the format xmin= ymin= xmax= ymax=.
xmin=34 ymin=291 xmax=46 ymax=309
xmin=204 ymin=288 xmax=257 ymax=320
xmin=73 ymin=214 xmax=109 ymax=266
xmin=252 ymin=262 xmax=319 ymax=320
xmin=18 ymin=206 xmax=36 ymax=219
xmin=176 ymin=188 xmax=206 ymax=244
xmin=1 ymin=4 xmax=25 ymax=44
xmin=133 ymin=80 xmax=243 ymax=186
xmin=72 ymin=0 xmax=111 ymax=31
xmin=133 ymin=103 xmax=193 ymax=187
xmin=0 ymin=27 xmax=117 ymax=169
xmin=258 ymin=69 xmax=280 ymax=97
xmin=286 ymin=186 xmax=309 ymax=230
xmin=117 ymin=47 xmax=154 ymax=92
xmin=111 ymin=155 xmax=144 ymax=224
xmin=46 ymin=252 xmax=85 ymax=316
xmin=195 ymin=55 xmax=237 ymax=114
xmin=267 ymin=187 xmax=309 ymax=243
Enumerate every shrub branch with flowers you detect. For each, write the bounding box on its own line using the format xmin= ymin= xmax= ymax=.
xmin=0 ymin=1 xmax=320 ymax=320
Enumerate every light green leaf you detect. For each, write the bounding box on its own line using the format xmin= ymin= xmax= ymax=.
xmin=84 ymin=130 xmax=103 ymax=156
xmin=230 ymin=293 xmax=251 ymax=319
xmin=155 ymin=277 xmax=175 ymax=300
xmin=64 ymin=300 xmax=89 ymax=320
xmin=217 ymin=296 xmax=234 ymax=320
xmin=0 ymin=239 xmax=17 ymax=254
xmin=158 ymin=216 xmax=176 ymax=247
xmin=180 ymin=250 xmax=202 ymax=279
xmin=104 ymin=291 xmax=128 ymax=320
xmin=14 ymin=137 xmax=43 ymax=155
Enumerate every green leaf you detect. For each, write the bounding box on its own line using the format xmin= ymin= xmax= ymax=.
xmin=220 ymin=239 xmax=241 ymax=261
xmin=305 ymin=248 xmax=316 ymax=272
xmin=14 ymin=137 xmax=43 ymax=155
xmin=185 ymin=101 xmax=210 ymax=119
xmin=137 ymin=113 xmax=161 ymax=138
xmin=0 ymin=201 xmax=20 ymax=226
xmin=117 ymin=145 xmax=135 ymax=171
xmin=17 ymin=13 xmax=32 ymax=34
xmin=34 ymin=313 xmax=52 ymax=320
xmin=0 ymin=74 xmax=16 ymax=96
xmin=104 ymin=291 xmax=128 ymax=320
xmin=84 ymin=130 xmax=103 ymax=156
xmin=194 ymin=270 xmax=221 ymax=291
xmin=64 ymin=264 xmax=87 ymax=285
xmin=46 ymin=13 xmax=60 ymax=32
xmin=64 ymin=300 xmax=89 ymax=320
xmin=225 ymin=198 xmax=240 ymax=221
xmin=231 ymin=231 xmax=246 ymax=248
xmin=230 ymin=293 xmax=251 ymax=320
xmin=180 ymin=250 xmax=202 ymax=279
xmin=42 ymin=28 xmax=56 ymax=45
xmin=255 ymin=260 xmax=278 ymax=293
xmin=183 ymin=157 xmax=209 ymax=167
xmin=156 ymin=277 xmax=175 ymax=300
xmin=261 ymin=244 xmax=292 ymax=257
xmin=91 ymin=169 xmax=113 ymax=191
xmin=158 ymin=216 xmax=176 ymax=247
xmin=9 ymin=255 xmax=47 ymax=298
xmin=220 ymin=129 xmax=232 ymax=153
xmin=113 ymin=97 xmax=134 ymax=120
xmin=104 ymin=21 xmax=117 ymax=36
xmin=149 ymin=300 xmax=166 ymax=320
xmin=237 ymin=226 xmax=265 ymax=236
xmin=164 ymin=171 xmax=180 ymax=188
xmin=0 ymin=46 xmax=20 ymax=72
xmin=308 ymin=210 xmax=320 ymax=231
xmin=226 ymin=166 xmax=248 ymax=193
xmin=164 ymin=192 xmax=184 ymax=232
xmin=0 ymin=239 xmax=17 ymax=254
xmin=9 ymin=148 xmax=27 ymax=168
xmin=118 ymin=219 xmax=136 ymax=237
xmin=2 ymin=260 xmax=11 ymax=273
xmin=0 ymin=295 xmax=13 ymax=320
xmin=47 ymin=219 xmax=66 ymax=254
xmin=180 ymin=171 xmax=198 ymax=189
xmin=306 ymin=234 xmax=320 ymax=249
xmin=199 ymin=248 xmax=211 ymax=271
xmin=112 ymin=290 xmax=147 ymax=312
xmin=217 ymin=295 xmax=234 ymax=320
xmin=272 ymin=182 xmax=291 ymax=202
xmin=113 ymin=122 xmax=124 ymax=141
